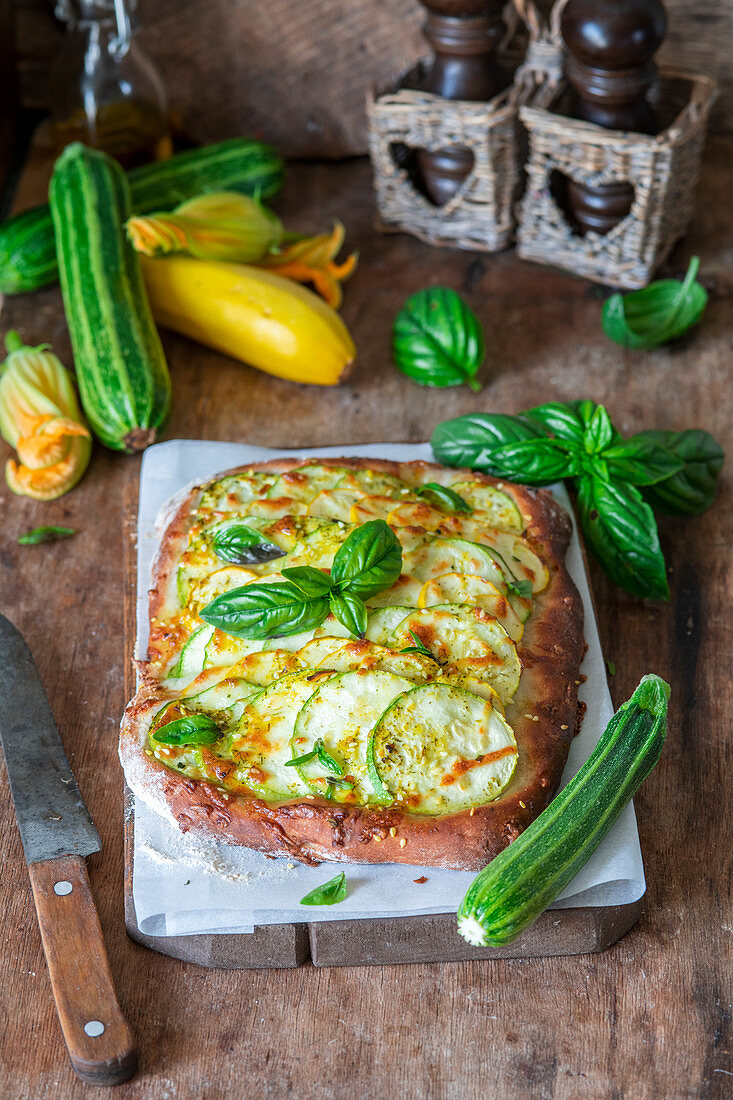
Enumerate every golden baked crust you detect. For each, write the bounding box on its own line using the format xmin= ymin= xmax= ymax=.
xmin=120 ymin=458 xmax=584 ymax=871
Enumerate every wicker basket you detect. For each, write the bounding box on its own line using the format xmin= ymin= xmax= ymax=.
xmin=367 ymin=1 xmax=563 ymax=253
xmin=515 ymin=1 xmax=717 ymax=288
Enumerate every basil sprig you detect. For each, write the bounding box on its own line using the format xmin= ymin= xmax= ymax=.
xmin=211 ymin=524 xmax=285 ymax=565
xmin=285 ymin=738 xmax=343 ymax=774
xmin=152 ymin=714 xmax=221 ymax=745
xmin=431 ymin=401 xmax=724 ymax=601
xmin=18 ymin=525 xmax=75 ymax=545
xmin=300 ymin=872 xmax=348 ymax=906
xmin=201 ymin=520 xmax=402 ymax=640
xmin=392 ymin=287 xmax=484 ymax=392
xmin=602 ymin=257 xmax=708 ymax=350
xmin=415 ymin=482 xmax=472 ymax=514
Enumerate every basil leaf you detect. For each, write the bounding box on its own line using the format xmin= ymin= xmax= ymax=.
xmin=330 ymin=591 xmax=368 ymax=638
xmin=152 ymin=714 xmax=221 ymax=746
xmin=211 ymin=524 xmax=285 ymax=565
xmin=392 ymin=287 xmax=484 ymax=392
xmin=330 ymin=520 xmax=402 ymax=599
xmin=603 ymin=435 xmax=685 ymax=486
xmin=285 ymin=738 xmax=344 ymax=775
xmin=475 ymin=438 xmax=580 ymax=486
xmin=602 ymin=256 xmax=708 ymax=349
xmin=576 ymin=475 xmax=669 ymax=600
xmin=416 ymin=482 xmax=472 ymax=514
xmin=636 ymin=429 xmax=724 ymax=514
xmin=522 ymin=402 xmax=586 ymax=443
xmin=284 ymin=746 xmax=318 ymax=767
xmin=200 ymin=581 xmax=329 ymax=639
xmin=18 ymin=525 xmax=75 ymax=545
xmin=400 ymin=630 xmax=439 ymax=662
xmin=281 ymin=566 xmax=335 ymax=598
xmin=431 ymin=412 xmax=543 ymax=469
xmin=316 ymin=739 xmax=344 ymax=776
xmin=583 ymin=405 xmax=615 ymax=454
xmin=300 ymin=872 xmax=347 ymax=906
xmin=506 ymin=578 xmax=533 ymax=599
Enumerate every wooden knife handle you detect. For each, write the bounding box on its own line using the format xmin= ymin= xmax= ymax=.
xmin=27 ymin=855 xmax=137 ymax=1087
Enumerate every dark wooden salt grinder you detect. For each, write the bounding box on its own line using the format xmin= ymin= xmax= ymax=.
xmin=416 ymin=0 xmax=507 ymax=206
xmin=560 ymin=0 xmax=667 ymax=235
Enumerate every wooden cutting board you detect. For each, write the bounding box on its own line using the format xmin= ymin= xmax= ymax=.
xmin=121 ymin=468 xmax=643 ymax=969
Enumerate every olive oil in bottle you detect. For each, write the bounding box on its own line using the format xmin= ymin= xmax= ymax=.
xmin=50 ymin=0 xmax=172 ymax=168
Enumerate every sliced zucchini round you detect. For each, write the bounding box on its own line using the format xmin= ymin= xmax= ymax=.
xmin=340 ymin=468 xmax=410 ymax=497
xmin=229 ymin=647 xmax=305 ymax=686
xmin=315 ymin=639 xmax=438 ymax=682
xmin=187 ymin=565 xmax=259 ymax=612
xmin=152 ymin=668 xmax=262 ymax=734
xmin=245 ymin=497 xmax=308 ymax=520
xmin=348 ymin=495 xmax=396 ymax=524
xmin=307 ymin=488 xmax=365 ymax=522
xmin=265 ymin=464 xmax=350 ymax=502
xmin=167 ymin=623 xmax=215 ymax=682
xmin=387 ymin=501 xmax=446 ymax=529
xmin=389 ymin=605 xmax=521 ymax=704
xmin=417 ymin=572 xmax=523 ymax=642
xmin=447 ymin=480 xmax=524 ymax=533
xmin=278 ymin=519 xmax=353 ymax=571
xmin=204 ymin=629 xmax=261 ymax=670
xmin=295 ymin=636 xmax=352 ymax=667
xmin=436 ymin=517 xmax=549 ymax=593
xmin=291 ymin=669 xmax=413 ymax=803
xmin=229 ymin=671 xmax=329 ymax=799
xmin=365 ymin=575 xmax=422 ymax=608
xmin=364 ymin=605 xmax=413 ymax=645
xmin=403 ymin=536 xmax=512 ymax=591
xmin=367 ymin=682 xmax=517 ymax=815
xmin=198 ymin=471 xmax=278 ymax=516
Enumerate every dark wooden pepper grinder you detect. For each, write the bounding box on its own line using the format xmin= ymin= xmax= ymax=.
xmin=561 ymin=0 xmax=667 ymax=235
xmin=416 ymin=0 xmax=507 ymax=206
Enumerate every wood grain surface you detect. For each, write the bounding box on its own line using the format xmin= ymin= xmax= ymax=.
xmin=0 ymin=136 xmax=731 ymax=1097
xmin=10 ymin=0 xmax=733 ymax=153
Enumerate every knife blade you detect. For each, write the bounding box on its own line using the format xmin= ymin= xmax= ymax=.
xmin=0 ymin=613 xmax=136 ymax=1087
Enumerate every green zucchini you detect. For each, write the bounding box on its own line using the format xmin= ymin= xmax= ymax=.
xmin=50 ymin=144 xmax=172 ymax=452
xmin=457 ymin=674 xmax=670 ymax=947
xmin=0 ymin=138 xmax=283 ymax=295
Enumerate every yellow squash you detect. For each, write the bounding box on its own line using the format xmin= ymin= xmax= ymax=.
xmin=139 ymin=255 xmax=356 ymax=385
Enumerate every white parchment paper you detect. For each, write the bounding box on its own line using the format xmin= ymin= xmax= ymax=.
xmin=130 ymin=440 xmax=645 ymax=937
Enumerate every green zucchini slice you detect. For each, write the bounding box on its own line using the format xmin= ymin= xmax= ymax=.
xmin=364 ymin=606 xmax=414 ymax=645
xmin=367 ymin=682 xmax=517 ymax=814
xmin=314 ymin=640 xmax=438 ymax=682
xmin=403 ymin=537 xmax=513 ymax=590
xmin=229 ymin=671 xmax=328 ymax=799
xmin=447 ymin=481 xmax=524 ymax=533
xmin=167 ymin=623 xmax=215 ymax=682
xmin=290 ymin=670 xmax=413 ymax=803
xmin=389 ymin=605 xmax=521 ymax=704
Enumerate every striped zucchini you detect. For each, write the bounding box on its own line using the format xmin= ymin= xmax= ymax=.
xmin=50 ymin=144 xmax=172 ymax=452
xmin=0 ymin=138 xmax=283 ymax=295
xmin=457 ymin=674 xmax=670 ymax=947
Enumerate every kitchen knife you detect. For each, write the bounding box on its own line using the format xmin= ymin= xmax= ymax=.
xmin=0 ymin=613 xmax=137 ymax=1087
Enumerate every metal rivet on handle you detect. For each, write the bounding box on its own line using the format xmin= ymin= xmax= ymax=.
xmin=53 ymin=881 xmax=73 ymax=895
xmin=84 ymin=1021 xmax=106 ymax=1037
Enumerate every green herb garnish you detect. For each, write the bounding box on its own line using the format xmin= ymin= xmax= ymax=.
xmin=602 ymin=257 xmax=708 ymax=350
xmin=431 ymin=401 xmax=724 ymax=601
xmin=392 ymin=287 xmax=484 ymax=392
xmin=211 ymin=524 xmax=284 ymax=565
xmin=300 ymin=872 xmax=348 ymax=906
xmin=400 ymin=630 xmax=439 ymax=662
xmin=18 ymin=525 xmax=75 ymax=545
xmin=201 ymin=520 xmax=402 ymax=640
xmin=505 ymin=578 xmax=533 ymax=600
xmin=285 ymin=738 xmax=344 ymax=775
xmin=416 ymin=482 xmax=472 ymax=514
xmin=151 ymin=714 xmax=221 ymax=745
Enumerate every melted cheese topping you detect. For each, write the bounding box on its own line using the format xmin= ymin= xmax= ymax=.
xmin=147 ymin=463 xmax=543 ymax=814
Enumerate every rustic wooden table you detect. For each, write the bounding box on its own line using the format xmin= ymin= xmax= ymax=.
xmin=1 ymin=135 xmax=731 ymax=1099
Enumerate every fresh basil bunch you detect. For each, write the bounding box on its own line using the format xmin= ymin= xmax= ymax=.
xmin=431 ymin=401 xmax=724 ymax=601
xmin=201 ymin=520 xmax=402 ymax=640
